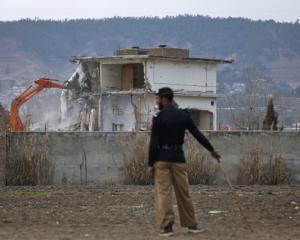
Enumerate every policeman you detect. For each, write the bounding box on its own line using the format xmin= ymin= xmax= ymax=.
xmin=148 ymin=87 xmax=220 ymax=237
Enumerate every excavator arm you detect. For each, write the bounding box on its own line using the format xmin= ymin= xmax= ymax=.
xmin=10 ymin=78 xmax=64 ymax=132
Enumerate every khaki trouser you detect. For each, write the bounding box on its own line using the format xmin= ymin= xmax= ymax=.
xmin=154 ymin=161 xmax=197 ymax=228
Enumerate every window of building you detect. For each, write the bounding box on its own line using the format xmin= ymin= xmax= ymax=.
xmin=121 ymin=64 xmax=144 ymax=90
xmin=112 ymin=123 xmax=124 ymax=132
xmin=101 ymin=63 xmax=144 ymax=91
xmin=187 ymin=109 xmax=213 ymax=130
xmin=112 ymin=106 xmax=124 ymax=116
xmin=189 ymin=109 xmax=201 ymax=126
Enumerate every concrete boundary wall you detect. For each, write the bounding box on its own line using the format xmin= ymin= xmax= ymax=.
xmin=2 ymin=131 xmax=300 ymax=185
xmin=0 ymin=133 xmax=6 ymax=185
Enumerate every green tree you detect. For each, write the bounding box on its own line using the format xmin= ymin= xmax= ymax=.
xmin=262 ymin=98 xmax=278 ymax=130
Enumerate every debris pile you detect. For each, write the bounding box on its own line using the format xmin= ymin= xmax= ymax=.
xmin=61 ymin=62 xmax=98 ymax=131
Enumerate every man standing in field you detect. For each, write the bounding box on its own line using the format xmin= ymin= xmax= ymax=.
xmin=148 ymin=87 xmax=220 ymax=237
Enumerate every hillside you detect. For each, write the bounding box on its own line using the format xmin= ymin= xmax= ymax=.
xmin=0 ymin=16 xmax=300 ymax=83
xmin=0 ymin=15 xmax=299 ymax=126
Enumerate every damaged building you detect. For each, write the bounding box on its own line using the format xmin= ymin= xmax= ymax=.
xmin=61 ymin=46 xmax=233 ymax=131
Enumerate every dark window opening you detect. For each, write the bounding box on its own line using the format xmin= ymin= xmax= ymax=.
xmin=133 ymin=64 xmax=144 ymax=88
xmin=112 ymin=123 xmax=124 ymax=132
xmin=187 ymin=109 xmax=214 ymax=130
xmin=121 ymin=64 xmax=144 ymax=90
xmin=189 ymin=109 xmax=201 ymax=127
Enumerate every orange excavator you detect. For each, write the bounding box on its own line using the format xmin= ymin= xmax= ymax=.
xmin=10 ymin=77 xmax=65 ymax=132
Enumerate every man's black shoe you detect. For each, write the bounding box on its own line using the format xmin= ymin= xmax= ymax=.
xmin=187 ymin=224 xmax=205 ymax=234
xmin=159 ymin=224 xmax=174 ymax=237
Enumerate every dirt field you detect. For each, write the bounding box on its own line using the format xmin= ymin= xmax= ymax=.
xmin=0 ymin=185 xmax=299 ymax=240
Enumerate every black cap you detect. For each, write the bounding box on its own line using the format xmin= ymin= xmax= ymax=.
xmin=156 ymin=87 xmax=174 ymax=100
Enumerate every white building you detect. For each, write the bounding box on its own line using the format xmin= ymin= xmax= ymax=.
xmin=61 ymin=46 xmax=233 ymax=131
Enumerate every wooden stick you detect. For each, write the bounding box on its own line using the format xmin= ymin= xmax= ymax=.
xmin=217 ymin=159 xmax=254 ymax=232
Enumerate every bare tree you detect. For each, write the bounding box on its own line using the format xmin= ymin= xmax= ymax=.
xmin=226 ymin=63 xmax=272 ymax=130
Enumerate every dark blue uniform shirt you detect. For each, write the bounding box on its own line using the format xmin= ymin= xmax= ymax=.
xmin=148 ymin=104 xmax=215 ymax=167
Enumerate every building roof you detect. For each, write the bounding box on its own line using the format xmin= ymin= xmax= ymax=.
xmin=71 ymin=54 xmax=234 ymax=64
xmin=71 ymin=46 xmax=234 ymax=64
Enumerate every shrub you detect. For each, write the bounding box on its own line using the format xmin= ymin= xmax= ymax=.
xmin=121 ymin=134 xmax=152 ymax=185
xmin=237 ymin=146 xmax=291 ymax=185
xmin=185 ymin=136 xmax=217 ymax=185
xmin=122 ymin=134 xmax=217 ymax=185
xmin=5 ymin=134 xmax=53 ymax=185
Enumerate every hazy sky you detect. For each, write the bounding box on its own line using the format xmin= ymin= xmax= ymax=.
xmin=1 ymin=0 xmax=300 ymax=22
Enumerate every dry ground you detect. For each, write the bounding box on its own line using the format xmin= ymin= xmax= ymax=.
xmin=0 ymin=185 xmax=299 ymax=240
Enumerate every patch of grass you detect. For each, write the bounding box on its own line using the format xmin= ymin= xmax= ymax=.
xmin=0 ymin=189 xmax=84 ymax=198
xmin=185 ymin=136 xmax=217 ymax=185
xmin=0 ymin=191 xmax=50 ymax=198
xmin=121 ymin=134 xmax=217 ymax=185
xmin=237 ymin=146 xmax=292 ymax=185
xmin=5 ymin=134 xmax=54 ymax=185
xmin=121 ymin=134 xmax=152 ymax=185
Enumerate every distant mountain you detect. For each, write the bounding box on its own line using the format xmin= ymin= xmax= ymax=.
xmin=0 ymin=15 xmax=299 ymax=127
xmin=0 ymin=16 xmax=300 ymax=87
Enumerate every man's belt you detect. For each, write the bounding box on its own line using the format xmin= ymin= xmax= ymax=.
xmin=158 ymin=144 xmax=183 ymax=151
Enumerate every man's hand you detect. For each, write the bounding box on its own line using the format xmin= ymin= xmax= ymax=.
xmin=211 ymin=150 xmax=221 ymax=162
xmin=148 ymin=166 xmax=155 ymax=178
